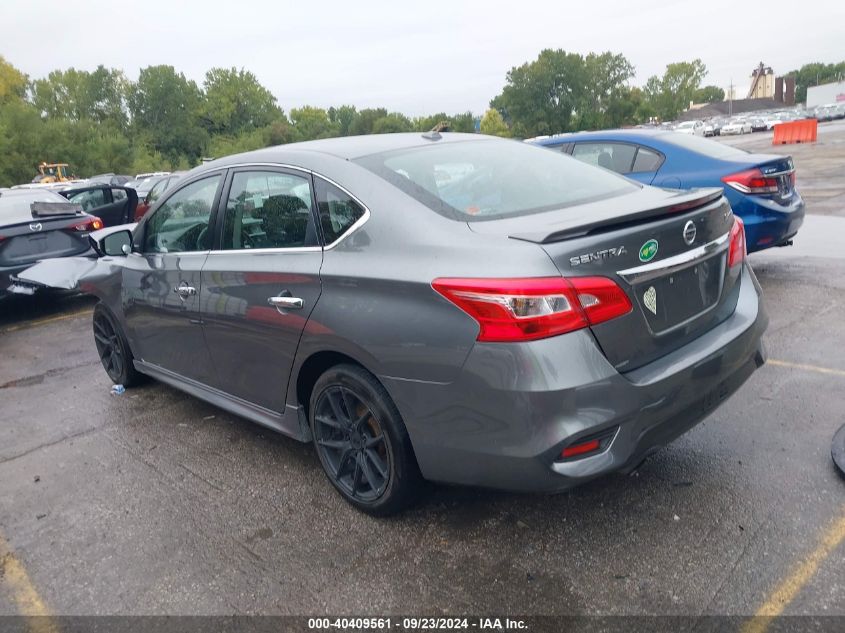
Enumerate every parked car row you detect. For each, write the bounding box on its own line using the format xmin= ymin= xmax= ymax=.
xmin=669 ymin=105 xmax=834 ymax=139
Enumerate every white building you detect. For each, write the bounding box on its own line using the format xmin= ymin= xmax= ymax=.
xmin=807 ymin=81 xmax=845 ymax=108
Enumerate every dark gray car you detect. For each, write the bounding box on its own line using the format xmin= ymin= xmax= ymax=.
xmin=20 ymin=133 xmax=767 ymax=514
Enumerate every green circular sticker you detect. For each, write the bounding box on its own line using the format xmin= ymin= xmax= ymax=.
xmin=639 ymin=239 xmax=659 ymax=262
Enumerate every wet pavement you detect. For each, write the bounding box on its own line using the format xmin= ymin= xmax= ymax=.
xmin=0 ymin=123 xmax=843 ymax=619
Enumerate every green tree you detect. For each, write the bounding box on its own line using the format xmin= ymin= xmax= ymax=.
xmin=644 ymin=59 xmax=708 ymax=120
xmin=289 ymin=106 xmax=338 ymax=140
xmin=328 ymin=105 xmax=358 ymax=136
xmin=128 ymin=65 xmax=208 ymax=163
xmin=0 ymin=56 xmax=28 ymax=103
xmin=693 ymin=85 xmax=725 ymax=103
xmin=348 ymin=108 xmax=388 ymax=135
xmin=371 ymin=112 xmax=413 ymax=134
xmin=32 ymin=66 xmax=128 ymax=126
xmin=490 ymin=49 xmax=634 ymax=137
xmin=201 ymin=67 xmax=281 ymax=135
xmin=479 ymin=108 xmax=510 ymax=136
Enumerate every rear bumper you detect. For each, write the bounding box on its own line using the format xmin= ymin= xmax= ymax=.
xmin=731 ymin=191 xmax=805 ymax=252
xmin=381 ymin=262 xmax=767 ymax=492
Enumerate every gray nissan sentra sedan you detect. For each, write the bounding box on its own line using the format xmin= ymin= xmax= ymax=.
xmin=34 ymin=132 xmax=767 ymax=514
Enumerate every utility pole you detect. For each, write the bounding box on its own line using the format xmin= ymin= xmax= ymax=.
xmin=728 ymin=78 xmax=733 ymax=116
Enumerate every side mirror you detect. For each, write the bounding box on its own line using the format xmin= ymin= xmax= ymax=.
xmin=101 ymin=230 xmax=133 ymax=256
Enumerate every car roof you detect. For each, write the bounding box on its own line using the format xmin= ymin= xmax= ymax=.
xmin=532 ymin=129 xmax=677 ymax=145
xmin=0 ymin=187 xmax=66 ymax=200
xmin=202 ymin=132 xmax=496 ymax=169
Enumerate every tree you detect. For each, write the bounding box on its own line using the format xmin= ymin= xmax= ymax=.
xmin=289 ymin=106 xmax=338 ymax=141
xmin=371 ymin=113 xmax=413 ymax=134
xmin=348 ymin=108 xmax=388 ymax=136
xmin=490 ymin=49 xmax=635 ymax=137
xmin=0 ymin=56 xmax=28 ymax=103
xmin=694 ymin=85 xmax=725 ymax=104
xmin=128 ymin=65 xmax=208 ymax=163
xmin=328 ymin=105 xmax=358 ymax=136
xmin=644 ymin=59 xmax=708 ymax=120
xmin=201 ymin=67 xmax=281 ymax=135
xmin=32 ymin=66 xmax=128 ymax=127
xmin=479 ymin=108 xmax=510 ymax=136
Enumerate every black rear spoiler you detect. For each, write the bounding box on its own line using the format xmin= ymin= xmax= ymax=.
xmin=30 ymin=201 xmax=84 ymax=217
xmin=513 ymin=190 xmax=725 ymax=244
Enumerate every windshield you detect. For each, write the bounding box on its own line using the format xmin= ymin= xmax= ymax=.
xmin=356 ymin=139 xmax=638 ymax=221
xmin=678 ymin=122 xmax=696 ymax=128
xmin=659 ymin=132 xmax=750 ymax=159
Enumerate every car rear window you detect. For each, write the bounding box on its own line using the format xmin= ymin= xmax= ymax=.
xmin=355 ymin=139 xmax=638 ymax=221
xmin=0 ymin=191 xmax=65 ymax=220
xmin=660 ymin=132 xmax=750 ymax=159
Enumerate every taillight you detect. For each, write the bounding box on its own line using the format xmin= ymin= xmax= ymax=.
xmin=71 ymin=216 xmax=104 ymax=232
xmin=728 ymin=216 xmax=746 ymax=268
xmin=431 ymin=276 xmax=632 ymax=342
xmin=721 ymin=168 xmax=779 ymax=194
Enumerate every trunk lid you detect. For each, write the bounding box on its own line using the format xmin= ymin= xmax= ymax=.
xmin=0 ymin=216 xmax=92 ymax=269
xmin=470 ymin=187 xmax=741 ymax=372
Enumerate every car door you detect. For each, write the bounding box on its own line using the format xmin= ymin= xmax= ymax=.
xmin=63 ymin=186 xmax=138 ymax=226
xmin=120 ymin=173 xmax=224 ymax=385
xmin=199 ymin=167 xmax=324 ymax=413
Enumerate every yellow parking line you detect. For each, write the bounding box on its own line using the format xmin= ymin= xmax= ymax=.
xmin=768 ymin=359 xmax=845 ymax=378
xmin=742 ymin=509 xmax=845 ymax=633
xmin=0 ymin=531 xmax=59 ymax=632
xmin=0 ymin=309 xmax=91 ymax=334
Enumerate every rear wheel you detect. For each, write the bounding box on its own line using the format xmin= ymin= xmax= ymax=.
xmin=92 ymin=303 xmax=143 ymax=387
xmin=309 ymin=364 xmax=422 ymax=516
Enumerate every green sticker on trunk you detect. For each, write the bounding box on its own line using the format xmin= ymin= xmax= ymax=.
xmin=639 ymin=239 xmax=659 ymax=262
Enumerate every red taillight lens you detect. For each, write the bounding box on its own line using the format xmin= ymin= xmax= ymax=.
xmin=721 ymin=168 xmax=779 ymax=194
xmin=432 ymin=276 xmax=632 ymax=342
xmin=71 ymin=216 xmax=104 ymax=232
xmin=728 ymin=216 xmax=746 ymax=268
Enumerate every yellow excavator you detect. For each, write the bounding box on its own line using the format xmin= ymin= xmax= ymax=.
xmin=31 ymin=162 xmax=74 ymax=184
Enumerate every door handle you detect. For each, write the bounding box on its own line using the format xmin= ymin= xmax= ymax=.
xmin=268 ymin=295 xmax=303 ymax=310
xmin=173 ymin=285 xmax=197 ymax=298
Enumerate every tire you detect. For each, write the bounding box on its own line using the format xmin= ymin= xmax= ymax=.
xmin=309 ymin=364 xmax=423 ymax=516
xmin=92 ymin=302 xmax=144 ymax=387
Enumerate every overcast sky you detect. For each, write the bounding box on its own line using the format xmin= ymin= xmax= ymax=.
xmin=3 ymin=0 xmax=843 ymax=116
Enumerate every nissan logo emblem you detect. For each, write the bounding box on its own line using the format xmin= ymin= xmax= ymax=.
xmin=682 ymin=220 xmax=696 ymax=246
xmin=29 ymin=222 xmax=43 ymax=232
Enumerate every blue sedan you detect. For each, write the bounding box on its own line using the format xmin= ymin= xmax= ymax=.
xmin=531 ymin=130 xmax=805 ymax=253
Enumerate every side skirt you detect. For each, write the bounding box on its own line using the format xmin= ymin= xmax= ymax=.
xmin=134 ymin=360 xmax=308 ymax=442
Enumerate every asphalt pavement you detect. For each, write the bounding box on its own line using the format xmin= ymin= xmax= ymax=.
xmin=1 ymin=122 xmax=843 ymax=620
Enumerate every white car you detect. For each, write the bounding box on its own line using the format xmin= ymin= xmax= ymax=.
xmin=721 ymin=120 xmax=752 ymax=135
xmin=675 ymin=120 xmax=706 ymax=136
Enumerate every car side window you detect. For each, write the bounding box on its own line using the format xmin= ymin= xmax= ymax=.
xmin=572 ymin=143 xmax=637 ymax=174
xmin=68 ymin=188 xmax=106 ymax=211
xmin=222 ymin=171 xmax=317 ymax=250
xmin=631 ymin=147 xmax=663 ymax=173
xmin=147 ymin=178 xmax=169 ymax=203
xmin=142 ymin=175 xmax=221 ymax=253
xmin=314 ymin=178 xmax=366 ymax=245
xmin=112 ymin=188 xmax=127 ymax=201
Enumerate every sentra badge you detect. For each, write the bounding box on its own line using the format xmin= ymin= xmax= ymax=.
xmin=570 ymin=246 xmax=627 ymax=267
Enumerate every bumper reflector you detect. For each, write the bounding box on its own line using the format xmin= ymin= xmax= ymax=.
xmin=560 ymin=438 xmax=601 ymax=459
